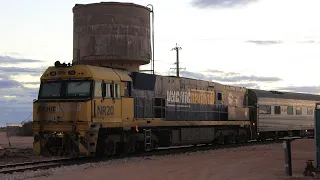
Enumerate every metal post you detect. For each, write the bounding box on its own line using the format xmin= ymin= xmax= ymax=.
xmin=170 ymin=43 xmax=184 ymax=77
xmin=315 ymin=103 xmax=320 ymax=169
xmin=5 ymin=124 xmax=11 ymax=147
xmin=176 ymin=48 xmax=179 ymax=77
xmin=283 ymin=138 xmax=292 ymax=176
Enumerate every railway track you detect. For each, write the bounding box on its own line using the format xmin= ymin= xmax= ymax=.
xmin=0 ymin=138 xmax=298 ymax=174
xmin=0 ymin=157 xmax=93 ymax=174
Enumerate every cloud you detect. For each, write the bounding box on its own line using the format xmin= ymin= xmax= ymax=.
xmin=179 ymin=69 xmax=282 ymax=83
xmin=206 ymin=69 xmax=225 ymax=73
xmin=275 ymin=86 xmax=320 ymax=94
xmin=0 ymin=74 xmax=24 ymax=89
xmin=0 ymin=56 xmax=44 ymax=125
xmin=0 ymin=85 xmax=38 ymax=124
xmin=172 ymin=69 xmax=320 ymax=94
xmin=0 ymin=79 xmax=23 ymax=89
xmin=180 ymin=71 xmax=209 ymax=81
xmin=246 ymin=40 xmax=283 ymax=45
xmin=22 ymin=82 xmax=40 ymax=85
xmin=246 ymin=40 xmax=320 ymax=45
xmin=0 ymin=66 xmax=46 ymax=76
xmin=296 ymin=40 xmax=320 ymax=44
xmin=0 ymin=55 xmax=46 ymax=78
xmin=229 ymin=82 xmax=261 ymax=89
xmin=0 ymin=55 xmax=43 ymax=64
xmin=191 ymin=0 xmax=258 ymax=8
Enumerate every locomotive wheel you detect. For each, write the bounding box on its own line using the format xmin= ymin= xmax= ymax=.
xmin=95 ymin=135 xmax=106 ymax=157
xmin=153 ymin=140 xmax=159 ymax=150
xmin=135 ymin=142 xmax=145 ymax=153
xmin=259 ymin=136 xmax=265 ymax=142
xmin=228 ymin=133 xmax=236 ymax=144
xmin=105 ymin=138 xmax=116 ymax=156
xmin=238 ymin=133 xmax=247 ymax=143
xmin=124 ymin=136 xmax=136 ymax=154
xmin=216 ymin=132 xmax=225 ymax=145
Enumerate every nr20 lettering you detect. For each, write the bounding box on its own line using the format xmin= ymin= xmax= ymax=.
xmin=97 ymin=106 xmax=114 ymax=116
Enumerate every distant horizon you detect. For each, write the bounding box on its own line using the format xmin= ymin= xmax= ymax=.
xmin=0 ymin=123 xmax=25 ymax=127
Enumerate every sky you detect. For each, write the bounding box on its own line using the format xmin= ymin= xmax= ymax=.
xmin=0 ymin=0 xmax=320 ymax=125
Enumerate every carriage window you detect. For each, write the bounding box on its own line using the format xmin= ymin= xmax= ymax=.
xmin=274 ymin=106 xmax=281 ymax=114
xmin=287 ymin=106 xmax=293 ymax=115
xmin=217 ymin=93 xmax=222 ymax=101
xmin=259 ymin=105 xmax=271 ymax=114
xmin=307 ymin=107 xmax=313 ymax=115
xmin=296 ymin=107 xmax=302 ymax=115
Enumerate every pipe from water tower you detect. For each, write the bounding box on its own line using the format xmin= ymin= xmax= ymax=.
xmin=147 ymin=4 xmax=155 ymax=74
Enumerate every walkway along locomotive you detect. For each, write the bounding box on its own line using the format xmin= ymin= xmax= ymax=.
xmin=32 ymin=2 xmax=320 ymax=157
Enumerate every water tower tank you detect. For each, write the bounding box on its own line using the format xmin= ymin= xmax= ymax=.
xmin=72 ymin=2 xmax=152 ymax=71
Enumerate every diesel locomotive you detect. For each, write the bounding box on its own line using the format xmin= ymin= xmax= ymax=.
xmin=32 ymin=2 xmax=320 ymax=157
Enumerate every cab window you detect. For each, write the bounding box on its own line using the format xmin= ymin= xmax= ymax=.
xmin=94 ymin=81 xmax=102 ymax=97
xmin=38 ymin=80 xmax=92 ymax=99
xmin=114 ymin=83 xmax=120 ymax=98
xmin=39 ymin=82 xmax=61 ymax=97
xmin=96 ymin=81 xmax=112 ymax=98
xmin=106 ymin=83 xmax=112 ymax=98
xmin=124 ymin=82 xmax=132 ymax=96
xmin=66 ymin=81 xmax=91 ymax=97
xmin=98 ymin=81 xmax=120 ymax=98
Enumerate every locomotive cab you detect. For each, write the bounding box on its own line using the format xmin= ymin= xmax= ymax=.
xmin=32 ymin=61 xmax=134 ymax=157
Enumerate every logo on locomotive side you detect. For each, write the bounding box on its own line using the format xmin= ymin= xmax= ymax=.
xmin=37 ymin=104 xmax=82 ymax=113
xmin=166 ymin=89 xmax=214 ymax=107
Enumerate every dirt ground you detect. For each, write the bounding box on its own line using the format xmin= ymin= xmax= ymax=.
xmin=31 ymin=139 xmax=317 ymax=180
xmin=0 ymin=132 xmax=33 ymax=149
xmin=0 ymin=131 xmax=42 ymax=165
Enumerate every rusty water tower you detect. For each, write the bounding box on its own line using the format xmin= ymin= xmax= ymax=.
xmin=72 ymin=2 xmax=154 ymax=72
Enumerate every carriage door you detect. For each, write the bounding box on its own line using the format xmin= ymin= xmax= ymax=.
xmin=314 ymin=103 xmax=320 ymax=168
xmin=215 ymin=91 xmax=224 ymax=120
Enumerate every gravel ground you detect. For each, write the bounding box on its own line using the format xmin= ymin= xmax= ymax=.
xmin=0 ymin=139 xmax=317 ymax=180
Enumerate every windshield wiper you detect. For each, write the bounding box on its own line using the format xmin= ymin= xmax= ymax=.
xmin=74 ymin=82 xmax=84 ymax=87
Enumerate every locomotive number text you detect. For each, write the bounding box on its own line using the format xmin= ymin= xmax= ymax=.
xmin=97 ymin=105 xmax=114 ymax=116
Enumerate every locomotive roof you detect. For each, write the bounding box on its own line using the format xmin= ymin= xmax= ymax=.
xmin=41 ymin=64 xmax=131 ymax=81
xmin=249 ymin=89 xmax=320 ymax=101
